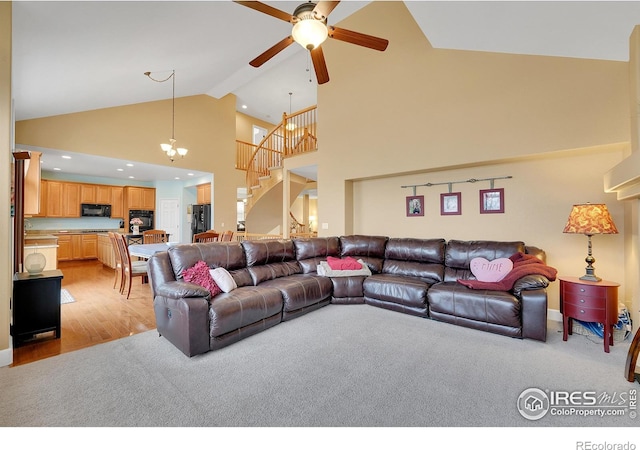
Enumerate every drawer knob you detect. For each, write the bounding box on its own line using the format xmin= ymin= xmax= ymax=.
xmin=580 ymin=299 xmax=585 ymax=303
xmin=579 ymin=288 xmax=586 ymax=292
xmin=580 ymin=309 xmax=585 ymax=314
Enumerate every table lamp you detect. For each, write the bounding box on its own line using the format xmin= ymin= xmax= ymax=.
xmin=563 ymin=203 xmax=618 ymax=282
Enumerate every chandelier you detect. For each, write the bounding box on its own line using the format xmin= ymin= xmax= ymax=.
xmin=144 ymin=69 xmax=188 ymax=161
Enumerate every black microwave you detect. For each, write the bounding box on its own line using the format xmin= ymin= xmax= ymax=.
xmin=81 ymin=203 xmax=111 ymax=217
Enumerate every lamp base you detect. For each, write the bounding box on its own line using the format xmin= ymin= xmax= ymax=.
xmin=579 ymin=274 xmax=602 ymax=282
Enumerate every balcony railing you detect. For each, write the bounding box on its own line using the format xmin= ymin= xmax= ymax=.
xmin=236 ymin=105 xmax=318 ymax=190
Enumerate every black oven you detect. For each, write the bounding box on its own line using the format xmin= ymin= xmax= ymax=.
xmin=128 ymin=209 xmax=154 ymax=232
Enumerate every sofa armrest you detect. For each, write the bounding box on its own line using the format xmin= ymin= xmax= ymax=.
xmin=512 ymin=274 xmax=550 ymax=295
xmin=154 ymin=280 xmax=211 ymax=300
xmin=519 ymin=287 xmax=548 ymax=341
xmin=153 ymin=292 xmax=211 ymax=357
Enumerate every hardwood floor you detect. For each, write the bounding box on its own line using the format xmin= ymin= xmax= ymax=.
xmin=11 ymin=259 xmax=157 ymax=366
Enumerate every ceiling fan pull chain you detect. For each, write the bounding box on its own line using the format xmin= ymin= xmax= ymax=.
xmin=307 ymin=52 xmax=312 ymax=83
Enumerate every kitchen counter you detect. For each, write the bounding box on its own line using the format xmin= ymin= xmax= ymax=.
xmin=24 ymin=235 xmax=59 ymax=272
xmin=27 ymin=229 xmax=123 ymax=236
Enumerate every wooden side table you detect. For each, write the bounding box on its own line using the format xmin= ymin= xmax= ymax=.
xmin=559 ymin=276 xmax=620 ymax=353
xmin=11 ymin=269 xmax=64 ymax=346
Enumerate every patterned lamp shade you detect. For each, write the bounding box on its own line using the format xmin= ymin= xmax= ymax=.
xmin=563 ymin=203 xmax=618 ymax=235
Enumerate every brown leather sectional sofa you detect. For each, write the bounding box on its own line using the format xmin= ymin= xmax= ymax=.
xmin=147 ymin=235 xmax=552 ymax=357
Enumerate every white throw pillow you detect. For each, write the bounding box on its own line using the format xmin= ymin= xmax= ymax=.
xmin=209 ymin=267 xmax=237 ymax=293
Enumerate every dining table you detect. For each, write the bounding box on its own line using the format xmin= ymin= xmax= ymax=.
xmin=127 ymin=242 xmax=176 ymax=259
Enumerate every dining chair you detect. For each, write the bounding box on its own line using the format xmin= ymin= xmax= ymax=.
xmin=143 ymin=229 xmax=168 ymax=244
xmin=193 ymin=231 xmax=220 ymax=243
xmin=107 ymin=232 xmax=124 ymax=292
xmin=220 ymin=230 xmax=234 ymax=242
xmin=115 ymin=233 xmax=148 ymax=299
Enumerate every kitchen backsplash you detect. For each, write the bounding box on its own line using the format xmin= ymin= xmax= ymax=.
xmin=26 ymin=217 xmax=123 ymax=231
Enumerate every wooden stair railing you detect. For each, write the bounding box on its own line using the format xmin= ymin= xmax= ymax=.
xmin=236 ymin=105 xmax=318 ymax=194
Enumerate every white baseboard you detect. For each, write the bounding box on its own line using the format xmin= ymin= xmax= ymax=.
xmin=0 ymin=343 xmax=13 ymax=368
xmin=548 ymin=308 xmax=562 ymax=322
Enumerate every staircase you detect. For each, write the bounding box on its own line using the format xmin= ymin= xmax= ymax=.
xmin=236 ymin=106 xmax=318 ymax=234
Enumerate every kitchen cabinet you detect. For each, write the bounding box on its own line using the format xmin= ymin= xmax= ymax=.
xmin=97 ymin=185 xmax=112 ymax=204
xmin=82 ymin=183 xmax=112 ymax=204
xmin=110 ymin=186 xmax=124 ymax=218
xmin=124 ymin=186 xmax=155 ymax=210
xmin=97 ymin=234 xmax=116 ymax=268
xmin=23 ymin=151 xmax=42 ymax=215
xmin=80 ymin=184 xmax=97 ymax=203
xmin=31 ymin=180 xmax=48 ymax=217
xmin=196 ymin=183 xmax=211 ymax=204
xmin=46 ymin=181 xmax=81 ymax=218
xmin=56 ymin=233 xmax=98 ymax=261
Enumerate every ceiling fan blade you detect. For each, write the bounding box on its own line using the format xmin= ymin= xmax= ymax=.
xmin=328 ymin=26 xmax=389 ymax=51
xmin=234 ymin=1 xmax=293 ymax=23
xmin=310 ymin=46 xmax=330 ymax=85
xmin=249 ymin=36 xmax=295 ymax=67
xmin=313 ymin=1 xmax=340 ymax=20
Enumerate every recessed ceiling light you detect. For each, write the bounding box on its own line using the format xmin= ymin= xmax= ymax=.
xmin=128 ymin=176 xmax=135 ymax=179
xmin=188 ymin=173 xmax=194 ymax=176
xmin=61 ymin=155 xmax=71 ymax=159
xmin=117 ymin=168 xmax=124 ymax=172
xmin=53 ymin=167 xmax=61 ymax=171
xmin=242 ymin=105 xmax=247 ymax=109
xmin=174 ymin=177 xmax=180 ymax=180
xmin=126 ymin=163 xmax=134 ymax=167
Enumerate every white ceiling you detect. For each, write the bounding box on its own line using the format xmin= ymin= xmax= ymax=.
xmin=12 ymin=1 xmax=640 ymax=182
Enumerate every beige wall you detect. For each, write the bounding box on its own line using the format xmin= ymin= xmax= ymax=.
xmin=318 ymin=2 xmax=632 ymax=317
xmin=16 ymin=94 xmax=238 ymax=232
xmin=352 ymin=146 xmax=626 ymax=312
xmin=0 ymin=2 xmax=12 ymax=363
xmin=236 ymin=111 xmax=276 ymax=144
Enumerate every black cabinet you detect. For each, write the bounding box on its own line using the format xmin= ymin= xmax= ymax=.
xmin=12 ymin=270 xmax=64 ymax=346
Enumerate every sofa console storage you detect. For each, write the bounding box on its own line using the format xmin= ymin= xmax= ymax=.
xmin=147 ymin=236 xmax=555 ymax=357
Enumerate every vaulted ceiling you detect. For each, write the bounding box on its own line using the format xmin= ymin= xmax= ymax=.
xmin=12 ymin=1 xmax=640 ymax=180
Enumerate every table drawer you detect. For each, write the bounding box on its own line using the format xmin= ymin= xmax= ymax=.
xmin=561 ymin=281 xmax=604 ymax=298
xmin=563 ymin=294 xmax=603 ymax=309
xmin=563 ymin=302 xmax=604 ymax=322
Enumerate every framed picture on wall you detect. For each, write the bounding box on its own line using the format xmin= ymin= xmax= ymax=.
xmin=479 ymin=188 xmax=504 ymax=214
xmin=440 ymin=192 xmax=461 ymax=215
xmin=406 ymin=195 xmax=424 ymax=217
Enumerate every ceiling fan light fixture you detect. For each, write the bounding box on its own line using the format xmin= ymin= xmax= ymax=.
xmin=292 ymin=19 xmax=328 ymax=50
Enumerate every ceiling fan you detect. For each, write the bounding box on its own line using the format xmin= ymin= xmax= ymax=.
xmin=235 ymin=1 xmax=389 ymax=84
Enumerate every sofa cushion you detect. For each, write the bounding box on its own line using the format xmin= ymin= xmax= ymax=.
xmin=242 ymin=240 xmax=296 ymax=266
xmin=182 ymin=260 xmax=222 ymax=296
xmin=443 ymin=240 xmax=525 ymax=282
xmin=339 ymin=235 xmax=388 ymax=273
xmin=428 ymin=281 xmax=521 ymax=328
xmin=258 ymin=274 xmax=332 ymax=313
xmin=209 ymin=286 xmax=283 ymax=338
xmin=294 ymin=237 xmax=340 ymax=274
xmin=363 ymin=273 xmax=431 ymax=309
xmin=247 ymin=261 xmax=302 ymax=285
xmin=168 ymin=242 xmax=251 ymax=287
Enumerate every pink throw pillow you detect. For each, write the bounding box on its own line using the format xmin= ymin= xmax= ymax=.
xmin=182 ymin=260 xmax=222 ymax=296
xmin=327 ymin=256 xmax=362 ymax=270
xmin=469 ymin=257 xmax=513 ymax=282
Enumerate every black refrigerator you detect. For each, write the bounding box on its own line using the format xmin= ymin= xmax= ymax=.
xmin=191 ymin=204 xmax=211 ymax=239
